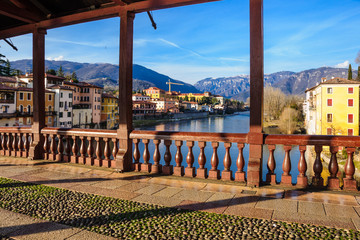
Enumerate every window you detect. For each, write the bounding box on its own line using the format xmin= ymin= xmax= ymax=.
xmin=348 ymin=87 xmax=353 ymax=94
xmin=59 ymin=112 xmax=63 ymax=118
xmin=94 ymin=97 xmax=96 ymax=102
xmin=102 ymin=98 xmax=104 ymax=103
xmin=101 ymin=106 xmax=104 ymax=111
xmin=81 ymin=96 xmax=83 ymax=101
xmin=97 ymin=105 xmax=100 ymax=110
xmin=69 ymin=93 xmax=72 ymax=98
xmin=27 ymin=105 xmax=31 ymax=113
xmin=27 ymin=93 xmax=31 ymax=100
xmin=327 ymin=128 xmax=332 ymax=135
xmin=60 ymin=102 xmax=63 ymax=107
xmin=348 ymin=129 xmax=354 ymax=136
xmin=348 ymin=114 xmax=354 ymax=123
xmin=48 ymin=106 xmax=52 ymax=111
xmin=19 ymin=92 xmax=23 ymax=100
xmin=48 ymin=117 xmax=52 ymax=123
xmin=327 ymin=114 xmax=332 ymax=123
xmin=87 ymin=96 xmax=89 ymax=101
xmin=48 ymin=94 xmax=52 ymax=101
xmin=327 ymin=88 xmax=332 ymax=94
xmin=77 ymin=96 xmax=79 ymax=100
xmin=69 ymin=102 xmax=72 ymax=107
xmin=60 ymin=92 xmax=63 ymax=98
xmin=348 ymin=99 xmax=354 ymax=107
xmin=19 ymin=105 xmax=23 ymax=112
xmin=67 ymin=112 xmax=71 ymax=117
xmin=327 ymin=99 xmax=332 ymax=106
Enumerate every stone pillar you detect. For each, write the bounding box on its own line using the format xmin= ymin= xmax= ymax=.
xmin=29 ymin=28 xmax=46 ymax=160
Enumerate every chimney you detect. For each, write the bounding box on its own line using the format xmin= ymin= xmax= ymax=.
xmin=321 ymin=77 xmax=326 ymax=83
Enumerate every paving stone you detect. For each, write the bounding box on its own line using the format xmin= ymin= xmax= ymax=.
xmin=273 ymin=211 xmax=356 ymax=230
xmin=172 ymin=189 xmax=214 ymax=202
xmin=229 ymin=194 xmax=260 ymax=208
xmin=148 ymin=178 xmax=206 ymax=190
xmin=116 ymin=182 xmax=150 ymax=192
xmin=255 ymin=198 xmax=298 ymax=212
xmin=298 ymin=201 xmax=325 ymax=216
xmin=202 ymin=183 xmax=245 ymax=194
xmin=90 ymin=179 xmax=131 ymax=189
xmin=206 ymin=192 xmax=235 ymax=204
xmin=131 ymin=194 xmax=183 ymax=207
xmin=324 ymin=203 xmax=360 ymax=218
xmin=153 ymin=187 xmax=183 ymax=198
xmin=352 ymin=218 xmax=360 ymax=231
xmin=176 ymin=200 xmax=228 ymax=214
xmin=135 ymin=184 xmax=166 ymax=195
xmin=224 ymin=205 xmax=273 ymax=220
xmin=67 ymin=184 xmax=140 ymax=200
xmin=66 ymin=230 xmax=116 ymax=240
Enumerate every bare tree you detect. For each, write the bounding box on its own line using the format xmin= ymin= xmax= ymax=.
xmin=278 ymin=107 xmax=298 ymax=134
xmin=264 ymin=86 xmax=286 ymax=121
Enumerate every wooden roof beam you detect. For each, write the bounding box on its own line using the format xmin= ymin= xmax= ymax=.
xmin=112 ymin=0 xmax=127 ymax=6
xmin=0 ymin=1 xmax=42 ymax=23
xmin=0 ymin=0 xmax=219 ymax=39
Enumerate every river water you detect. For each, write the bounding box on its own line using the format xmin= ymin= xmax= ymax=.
xmin=137 ymin=112 xmax=300 ymax=184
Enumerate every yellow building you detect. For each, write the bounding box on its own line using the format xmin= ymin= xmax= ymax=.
xmin=15 ymin=87 xmax=56 ymax=126
xmin=101 ymin=93 xmax=118 ymax=129
xmin=144 ymin=87 xmax=166 ymax=99
xmin=304 ymin=77 xmax=360 ymax=136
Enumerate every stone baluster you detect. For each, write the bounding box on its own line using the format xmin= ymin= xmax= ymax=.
xmin=94 ymin=137 xmax=102 ymax=167
xmin=71 ymin=136 xmax=79 ymax=163
xmin=56 ymin=135 xmax=64 ymax=162
xmin=111 ymin=138 xmax=118 ymax=168
xmin=327 ymin=146 xmax=339 ymax=189
xmin=18 ymin=133 xmax=24 ymax=157
xmin=266 ymin=145 xmax=276 ymax=184
xmin=197 ymin=141 xmax=207 ymax=179
xmin=222 ymin=142 xmax=232 ymax=181
xmin=64 ymin=136 xmax=71 ymax=162
xmin=50 ymin=134 xmax=57 ymax=161
xmin=174 ymin=140 xmax=184 ymax=176
xmin=297 ymin=146 xmax=308 ymax=187
xmin=7 ymin=133 xmax=12 ymax=156
xmin=141 ymin=139 xmax=151 ymax=172
xmin=344 ymin=147 xmax=357 ymax=190
xmin=133 ymin=139 xmax=141 ymax=171
xmin=13 ymin=133 xmax=18 ymax=156
xmin=103 ymin=138 xmax=111 ymax=168
xmin=235 ymin=143 xmax=245 ymax=182
xmin=162 ymin=140 xmax=173 ymax=175
xmin=24 ymin=133 xmax=30 ymax=157
xmin=185 ymin=141 xmax=195 ymax=177
xmin=152 ymin=139 xmax=162 ymax=173
xmin=79 ymin=136 xmax=87 ymax=164
xmin=209 ymin=142 xmax=220 ymax=180
xmin=312 ymin=145 xmax=323 ymax=187
xmin=0 ymin=133 xmax=4 ymax=155
xmin=281 ymin=145 xmax=292 ymax=185
xmin=43 ymin=134 xmax=49 ymax=160
xmin=86 ymin=137 xmax=94 ymax=165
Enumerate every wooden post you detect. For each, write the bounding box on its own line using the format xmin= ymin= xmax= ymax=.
xmin=116 ymin=11 xmax=135 ymax=171
xmin=247 ymin=0 xmax=264 ymax=187
xmin=29 ymin=28 xmax=46 ymax=160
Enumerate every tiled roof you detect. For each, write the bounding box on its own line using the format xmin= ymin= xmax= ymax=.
xmin=0 ymin=76 xmax=17 ymax=83
xmin=321 ymin=77 xmax=360 ymax=84
xmin=102 ymin=93 xmax=117 ymax=98
xmin=64 ymin=81 xmax=102 ymax=89
xmin=0 ymin=84 xmax=17 ymax=90
xmin=47 ymin=85 xmax=74 ymax=91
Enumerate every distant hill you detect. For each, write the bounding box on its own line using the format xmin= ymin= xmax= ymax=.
xmin=195 ymin=67 xmax=359 ymax=101
xmin=10 ymin=59 xmax=200 ymax=93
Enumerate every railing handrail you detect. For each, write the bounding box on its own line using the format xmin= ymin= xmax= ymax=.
xmin=41 ymin=127 xmax=117 ymax=138
xmin=130 ymin=130 xmax=247 ymax=143
xmin=0 ymin=126 xmax=32 ymax=133
xmin=264 ymin=134 xmax=360 ymax=147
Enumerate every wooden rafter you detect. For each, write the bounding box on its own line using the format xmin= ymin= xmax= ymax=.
xmin=0 ymin=0 xmax=219 ymax=39
xmin=112 ymin=0 xmax=127 ymax=6
xmin=0 ymin=1 xmax=42 ymax=23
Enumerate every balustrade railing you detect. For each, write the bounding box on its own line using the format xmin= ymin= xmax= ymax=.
xmin=0 ymin=127 xmax=32 ymax=158
xmin=1 ymin=127 xmax=360 ymax=191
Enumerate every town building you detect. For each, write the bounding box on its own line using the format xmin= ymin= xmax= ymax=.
xmin=150 ymin=98 xmax=177 ymax=112
xmin=18 ymin=73 xmax=66 ymax=88
xmin=133 ymin=101 xmax=156 ymax=115
xmin=0 ymin=84 xmax=17 ymax=126
xmin=101 ymin=93 xmax=118 ymax=129
xmin=304 ymin=77 xmax=360 ymax=135
xmin=144 ymin=87 xmax=166 ymax=99
xmin=132 ymin=94 xmax=150 ymax=101
xmin=48 ymin=85 xmax=74 ymax=128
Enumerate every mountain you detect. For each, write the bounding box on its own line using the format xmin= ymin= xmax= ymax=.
xmin=195 ymin=67 xmax=359 ymax=101
xmin=10 ymin=59 xmax=199 ymax=93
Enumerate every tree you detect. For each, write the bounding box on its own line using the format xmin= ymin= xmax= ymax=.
xmin=46 ymin=69 xmax=56 ymax=75
xmin=71 ymin=71 xmax=79 ymax=83
xmin=278 ymin=107 xmax=298 ymax=134
xmin=184 ymin=95 xmax=189 ymax=101
xmin=57 ymin=65 xmax=65 ymax=77
xmin=264 ymin=86 xmax=286 ymax=121
xmin=357 ymin=66 xmax=360 ymax=81
xmin=0 ymin=54 xmax=11 ymax=76
xmin=211 ymin=98 xmax=219 ymax=105
xmin=348 ymin=64 xmax=353 ymax=80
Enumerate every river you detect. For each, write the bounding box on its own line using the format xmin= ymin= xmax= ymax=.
xmin=137 ymin=112 xmax=300 ymax=184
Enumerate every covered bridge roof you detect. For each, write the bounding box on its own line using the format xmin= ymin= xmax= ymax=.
xmin=0 ymin=0 xmax=217 ymax=39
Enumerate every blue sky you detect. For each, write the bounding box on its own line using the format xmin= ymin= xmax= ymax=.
xmin=1 ymin=0 xmax=360 ymax=84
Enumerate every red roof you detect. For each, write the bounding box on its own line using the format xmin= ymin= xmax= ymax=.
xmin=0 ymin=76 xmax=17 ymax=83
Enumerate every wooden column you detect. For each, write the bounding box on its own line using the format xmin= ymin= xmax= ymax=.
xmin=29 ymin=28 xmax=46 ymax=160
xmin=116 ymin=11 xmax=135 ymax=171
xmin=247 ymin=0 xmax=264 ymax=187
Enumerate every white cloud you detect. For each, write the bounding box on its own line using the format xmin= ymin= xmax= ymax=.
xmin=47 ymin=55 xmax=64 ymax=61
xmin=334 ymin=60 xmax=350 ymax=68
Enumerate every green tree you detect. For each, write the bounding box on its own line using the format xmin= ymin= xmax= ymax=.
xmin=71 ymin=71 xmax=79 ymax=83
xmin=46 ymin=69 xmax=56 ymax=75
xmin=211 ymin=98 xmax=219 ymax=105
xmin=57 ymin=65 xmax=65 ymax=77
xmin=184 ymin=95 xmax=189 ymax=101
xmin=357 ymin=66 xmax=360 ymax=81
xmin=348 ymin=64 xmax=353 ymax=80
xmin=0 ymin=54 xmax=11 ymax=76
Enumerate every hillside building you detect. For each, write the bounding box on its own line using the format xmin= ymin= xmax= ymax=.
xmin=101 ymin=93 xmax=118 ymax=129
xmin=48 ymin=85 xmax=74 ymax=128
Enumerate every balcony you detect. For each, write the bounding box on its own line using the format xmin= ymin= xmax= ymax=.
xmin=0 ymin=99 xmax=15 ymax=103
xmin=45 ymin=111 xmax=57 ymax=116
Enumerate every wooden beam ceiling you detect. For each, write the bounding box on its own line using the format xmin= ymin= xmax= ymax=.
xmin=0 ymin=1 xmax=43 ymax=23
xmin=0 ymin=0 xmax=219 ymax=39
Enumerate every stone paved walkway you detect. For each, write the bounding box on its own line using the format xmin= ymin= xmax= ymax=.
xmin=1 ymin=156 xmax=360 ymax=236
